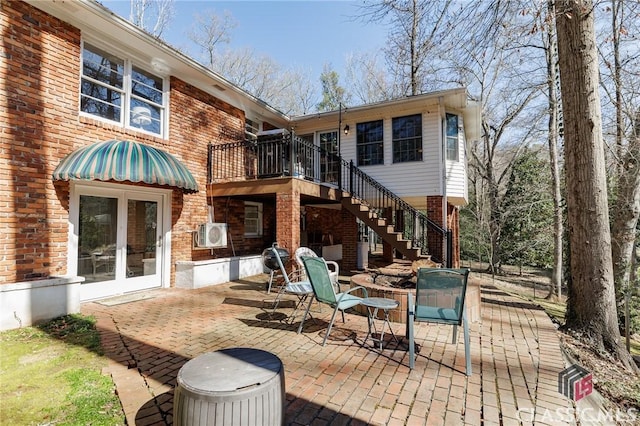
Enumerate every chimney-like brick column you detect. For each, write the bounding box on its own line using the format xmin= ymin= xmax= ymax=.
xmin=427 ymin=196 xmax=445 ymax=263
xmin=276 ymin=190 xmax=300 ymax=269
xmin=341 ymin=208 xmax=358 ymax=272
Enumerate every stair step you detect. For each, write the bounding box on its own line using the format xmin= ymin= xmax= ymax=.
xmin=341 ymin=194 xmax=423 ymax=261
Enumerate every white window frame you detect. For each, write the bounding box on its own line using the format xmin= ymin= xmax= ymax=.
xmin=244 ymin=201 xmax=263 ymax=237
xmin=356 ymin=119 xmax=385 ymax=166
xmin=446 ymin=113 xmax=460 ymax=162
xmin=392 ymin=114 xmax=423 ymax=163
xmin=245 ymin=118 xmax=261 ymax=140
xmin=80 ymin=41 xmax=168 ymax=138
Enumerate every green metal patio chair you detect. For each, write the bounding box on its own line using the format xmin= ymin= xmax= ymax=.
xmin=407 ymin=267 xmax=472 ymax=375
xmin=301 ymin=256 xmax=368 ymax=346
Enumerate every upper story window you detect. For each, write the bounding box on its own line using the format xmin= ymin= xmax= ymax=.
xmin=245 ymin=118 xmax=260 ymax=140
xmin=446 ymin=113 xmax=459 ymax=161
xmin=81 ymin=43 xmax=166 ymax=137
xmin=356 ymin=120 xmax=384 ymax=166
xmin=392 ymin=114 xmax=422 ymax=163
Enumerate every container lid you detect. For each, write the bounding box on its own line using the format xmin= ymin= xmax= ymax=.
xmin=177 ymin=348 xmax=282 ymax=394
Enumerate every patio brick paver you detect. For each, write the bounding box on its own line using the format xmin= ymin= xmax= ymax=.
xmin=82 ymin=274 xmax=579 ymax=425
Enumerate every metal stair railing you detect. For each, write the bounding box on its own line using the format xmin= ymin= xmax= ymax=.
xmin=208 ymin=134 xmax=452 ymax=266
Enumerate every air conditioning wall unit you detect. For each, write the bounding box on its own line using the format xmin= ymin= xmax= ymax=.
xmin=195 ymin=223 xmax=228 ymax=248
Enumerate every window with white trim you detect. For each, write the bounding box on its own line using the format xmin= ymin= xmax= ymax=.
xmin=446 ymin=113 xmax=459 ymax=161
xmin=356 ymin=120 xmax=384 ymax=166
xmin=81 ymin=42 xmax=166 ymax=137
xmin=245 ymin=118 xmax=260 ymax=140
xmin=392 ymin=114 xmax=422 ymax=163
xmin=244 ymin=202 xmax=263 ymax=236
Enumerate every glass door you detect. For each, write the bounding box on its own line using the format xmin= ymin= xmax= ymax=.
xmin=73 ymin=184 xmax=165 ymax=301
xmin=319 ymin=131 xmax=339 ymax=185
xmin=77 ymin=195 xmax=118 ymax=284
xmin=123 ymin=197 xmax=162 ymax=293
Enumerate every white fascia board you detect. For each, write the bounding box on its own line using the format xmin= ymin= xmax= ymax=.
xmin=290 ymin=88 xmax=470 ymax=127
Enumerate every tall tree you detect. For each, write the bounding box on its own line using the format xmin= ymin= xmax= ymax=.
xmin=186 ymin=10 xmax=316 ymax=116
xmin=460 ymin=2 xmax=544 ymax=274
xmin=555 ymin=0 xmax=636 ymax=369
xmin=129 ymin=0 xmax=174 ymax=38
xmin=535 ymin=0 xmax=565 ymax=299
xmin=187 ymin=9 xmax=236 ymax=66
xmin=358 ymin=0 xmax=453 ymax=96
xmin=344 ymin=52 xmax=397 ymax=104
xmin=501 ymin=149 xmax=554 ymax=271
xmin=598 ymin=0 xmax=640 ymax=338
xmin=317 ymin=64 xmax=349 ymax=112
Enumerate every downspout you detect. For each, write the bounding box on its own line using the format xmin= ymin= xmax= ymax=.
xmin=439 ymin=97 xmax=448 ymax=266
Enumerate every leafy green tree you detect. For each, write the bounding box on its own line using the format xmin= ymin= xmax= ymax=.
xmin=317 ymin=64 xmax=349 ymax=112
xmin=459 ymin=183 xmax=491 ymax=265
xmin=500 ymin=149 xmax=554 ymax=270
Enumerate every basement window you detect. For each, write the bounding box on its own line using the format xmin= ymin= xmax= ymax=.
xmin=244 ymin=202 xmax=263 ymax=237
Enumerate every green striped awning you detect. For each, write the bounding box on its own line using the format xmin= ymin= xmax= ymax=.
xmin=52 ymin=140 xmax=198 ymax=193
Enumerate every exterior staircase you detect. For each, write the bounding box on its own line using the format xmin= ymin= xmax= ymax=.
xmin=341 ymin=194 xmax=422 ymax=261
xmin=208 ymin=133 xmax=452 ymax=266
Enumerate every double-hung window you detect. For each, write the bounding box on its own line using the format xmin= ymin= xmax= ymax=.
xmin=446 ymin=113 xmax=459 ymax=161
xmin=81 ymin=42 xmax=166 ymax=137
xmin=356 ymin=120 xmax=384 ymax=166
xmin=244 ymin=202 xmax=263 ymax=237
xmin=392 ymin=114 xmax=422 ymax=163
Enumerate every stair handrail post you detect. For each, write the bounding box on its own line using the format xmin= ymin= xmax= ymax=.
xmin=349 ymin=160 xmax=355 ymax=195
xmin=288 ymin=133 xmax=294 ymax=177
xmin=446 ymin=229 xmax=453 ymax=268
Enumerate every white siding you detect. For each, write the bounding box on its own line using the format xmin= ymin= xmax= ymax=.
xmin=445 ymin=114 xmax=468 ymax=205
xmin=338 ymin=108 xmax=444 ymax=200
xmin=293 ymin=102 xmax=470 ymax=207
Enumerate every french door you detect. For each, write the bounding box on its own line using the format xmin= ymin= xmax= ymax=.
xmin=71 ymin=183 xmax=169 ymax=301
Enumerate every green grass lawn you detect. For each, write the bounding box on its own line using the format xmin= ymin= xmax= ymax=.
xmin=0 ymin=314 xmax=125 ymax=425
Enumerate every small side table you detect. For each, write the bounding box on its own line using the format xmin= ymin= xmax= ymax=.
xmin=361 ymin=297 xmax=399 ymax=350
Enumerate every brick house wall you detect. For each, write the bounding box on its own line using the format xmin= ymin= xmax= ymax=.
xmin=1 ymin=1 xmax=245 ymax=285
xmin=426 ymin=195 xmax=460 ymax=267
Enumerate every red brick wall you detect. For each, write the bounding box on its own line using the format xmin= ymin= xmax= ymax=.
xmin=207 ymin=198 xmax=275 ymax=258
xmin=448 ymin=204 xmax=460 ymax=268
xmin=1 ymin=1 xmax=246 ymax=284
xmin=275 ymin=191 xmax=300 ymax=255
xmin=426 ymin=195 xmax=460 ymax=267
xmin=341 ymin=208 xmax=358 ymax=272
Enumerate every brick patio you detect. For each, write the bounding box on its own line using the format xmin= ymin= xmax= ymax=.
xmin=82 ymin=274 xmax=577 ymax=425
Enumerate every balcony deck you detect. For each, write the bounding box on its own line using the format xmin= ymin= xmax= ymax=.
xmin=207 ymin=176 xmax=344 ymax=206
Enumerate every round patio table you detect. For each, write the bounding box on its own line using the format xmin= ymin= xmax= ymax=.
xmin=361 ymin=297 xmax=399 ymax=350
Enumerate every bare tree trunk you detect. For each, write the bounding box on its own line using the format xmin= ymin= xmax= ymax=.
xmin=611 ymin=111 xmax=640 ymax=333
xmin=556 ymin=0 xmax=636 ymax=370
xmin=544 ymin=0 xmax=564 ymax=300
xmin=611 ymin=0 xmax=623 ymax=170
